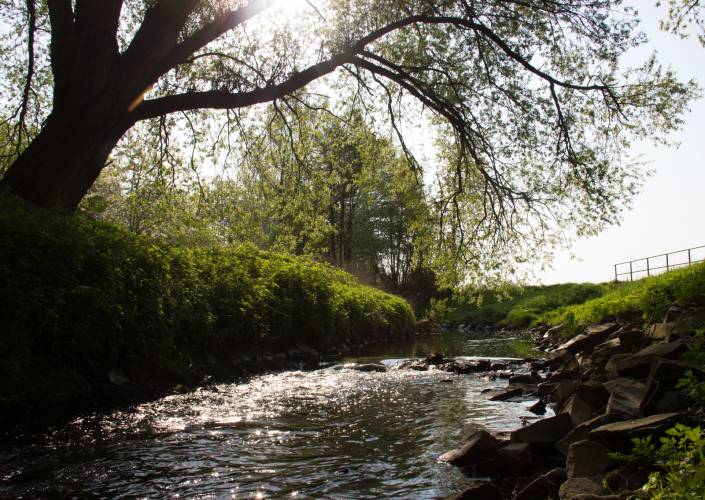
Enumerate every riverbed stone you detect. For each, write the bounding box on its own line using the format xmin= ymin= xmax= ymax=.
xmin=484 ymin=385 xmax=524 ymax=401
xmin=511 ymin=413 xmax=574 ymax=444
xmin=439 ymin=430 xmax=500 ymax=465
xmin=557 ymin=323 xmax=620 ymax=355
xmin=647 ymin=321 xmax=677 ymax=341
xmin=551 ymin=379 xmax=580 ymax=409
xmin=605 ymin=354 xmax=631 ymax=379
xmin=566 ymin=440 xmax=615 ymax=478
xmin=603 ymin=378 xmax=650 ymax=418
xmin=561 ymin=383 xmax=609 ymax=425
xmin=351 ymin=363 xmax=387 ymax=372
xmin=529 ymin=400 xmax=547 ymax=415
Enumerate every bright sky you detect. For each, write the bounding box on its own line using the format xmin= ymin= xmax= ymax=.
xmin=537 ymin=1 xmax=705 ymax=285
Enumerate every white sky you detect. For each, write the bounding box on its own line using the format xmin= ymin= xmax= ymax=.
xmin=537 ymin=1 xmax=705 ymax=285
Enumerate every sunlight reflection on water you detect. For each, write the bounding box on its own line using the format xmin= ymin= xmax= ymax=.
xmin=0 ymin=333 xmax=545 ymax=499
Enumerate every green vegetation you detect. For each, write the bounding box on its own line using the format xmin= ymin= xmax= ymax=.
xmin=540 ymin=263 xmax=705 ymax=337
xmin=0 ymin=193 xmax=414 ymax=420
xmin=439 ymin=282 xmax=613 ymax=328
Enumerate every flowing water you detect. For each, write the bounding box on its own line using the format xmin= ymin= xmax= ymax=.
xmin=0 ymin=331 xmax=546 ymax=499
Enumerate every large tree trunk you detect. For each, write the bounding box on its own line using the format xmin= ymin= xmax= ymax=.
xmin=2 ymin=110 xmax=126 ymax=211
xmin=1 ymin=108 xmax=128 ymax=211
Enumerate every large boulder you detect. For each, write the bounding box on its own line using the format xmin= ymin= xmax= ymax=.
xmin=551 ymin=379 xmax=581 ymax=409
xmin=614 ymin=340 xmax=688 ymax=379
xmin=560 ymin=383 xmax=609 ymax=426
xmin=555 ymin=414 xmax=620 ymax=456
xmin=589 ymin=412 xmax=681 ymax=450
xmin=566 ymin=440 xmax=615 ymax=478
xmin=556 ymin=323 xmax=621 ymax=355
xmin=513 ymin=467 xmax=566 ymax=500
xmin=496 ymin=442 xmax=532 ymax=476
xmin=646 ymin=321 xmax=677 ymax=341
xmin=439 ymin=430 xmax=501 ymax=466
xmin=603 ymin=378 xmax=650 ymax=418
xmin=511 ymin=413 xmax=574 ymax=444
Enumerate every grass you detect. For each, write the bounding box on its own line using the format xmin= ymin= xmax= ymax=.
xmin=540 ymin=262 xmax=705 ymax=337
xmin=441 ymin=282 xmax=615 ymax=328
xmin=0 ymin=192 xmax=415 ymax=421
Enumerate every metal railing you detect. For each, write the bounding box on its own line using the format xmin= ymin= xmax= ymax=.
xmin=614 ymin=245 xmax=705 ymax=282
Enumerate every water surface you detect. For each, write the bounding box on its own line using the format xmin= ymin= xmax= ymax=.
xmin=0 ymin=331 xmax=545 ymax=499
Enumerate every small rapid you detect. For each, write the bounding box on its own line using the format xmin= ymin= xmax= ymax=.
xmin=0 ymin=331 xmax=545 ymax=499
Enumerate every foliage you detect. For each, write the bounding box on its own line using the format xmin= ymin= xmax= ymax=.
xmin=0 ymin=1 xmax=698 ymax=287
xmin=0 ymin=192 xmax=415 ymax=417
xmin=540 ymin=263 xmax=705 ymax=337
xmin=612 ymin=424 xmax=705 ymax=499
xmin=439 ymin=282 xmax=610 ymax=327
xmin=659 ymin=0 xmax=705 ymax=46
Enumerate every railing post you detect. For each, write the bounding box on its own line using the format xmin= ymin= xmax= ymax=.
xmin=629 ymin=261 xmax=633 ymax=281
xmin=647 ymin=257 xmax=650 ymax=277
xmin=614 ymin=264 xmax=618 ymax=282
xmin=689 ymin=249 xmax=692 ymax=264
xmin=666 ymin=253 xmax=669 ymax=272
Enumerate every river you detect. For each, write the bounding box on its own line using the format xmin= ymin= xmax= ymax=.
xmin=0 ymin=331 xmax=546 ymax=499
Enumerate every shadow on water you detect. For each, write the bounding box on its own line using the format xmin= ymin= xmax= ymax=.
xmin=0 ymin=330 xmax=546 ymax=499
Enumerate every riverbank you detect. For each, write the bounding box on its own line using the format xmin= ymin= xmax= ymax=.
xmin=440 ymin=266 xmax=705 ymax=499
xmin=0 ymin=193 xmax=415 ymax=430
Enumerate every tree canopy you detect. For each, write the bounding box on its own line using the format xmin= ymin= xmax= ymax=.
xmin=0 ymin=0 xmax=699 ymax=284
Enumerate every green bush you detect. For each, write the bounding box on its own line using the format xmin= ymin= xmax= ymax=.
xmin=0 ymin=193 xmax=415 ymax=418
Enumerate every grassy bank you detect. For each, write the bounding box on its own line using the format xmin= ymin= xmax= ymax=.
xmin=539 ymin=262 xmax=705 ymax=337
xmin=0 ymin=193 xmax=415 ymax=423
xmin=440 ymin=282 xmax=614 ymax=328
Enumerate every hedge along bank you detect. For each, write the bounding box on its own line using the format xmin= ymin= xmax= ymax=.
xmin=0 ymin=193 xmax=415 ymax=425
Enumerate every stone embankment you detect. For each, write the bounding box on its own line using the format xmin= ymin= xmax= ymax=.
xmin=440 ymin=303 xmax=705 ymax=500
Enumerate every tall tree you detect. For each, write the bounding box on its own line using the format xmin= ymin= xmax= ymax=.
xmin=0 ymin=0 xmax=695 ymax=217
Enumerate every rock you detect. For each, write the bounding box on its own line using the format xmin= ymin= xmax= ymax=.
xmin=484 ymin=385 xmax=524 ymax=401
xmin=646 ymin=322 xmax=677 ymax=341
xmin=509 ymin=373 xmax=540 ymax=384
xmin=449 ymin=359 xmax=493 ymax=374
xmin=557 ymin=323 xmax=620 ymax=355
xmin=393 ymin=359 xmax=428 ymax=371
xmin=513 ymin=467 xmax=566 ymax=500
xmin=648 ymin=358 xmax=704 ymax=391
xmin=653 ymin=390 xmax=690 ymax=413
xmin=452 ymin=482 xmax=502 ymax=500
xmin=496 ymin=442 xmax=532 ymax=475
xmin=351 ymin=363 xmax=387 ymax=372
xmin=439 ymin=430 xmax=500 ymax=466
xmin=615 ymin=340 xmax=688 ymax=379
xmin=605 ymin=354 xmax=631 ymax=379
xmin=426 ymin=352 xmax=444 ymax=365
xmin=566 ymin=440 xmax=615 ymax=478
xmin=544 ymin=324 xmax=564 ymax=346
xmin=551 ymin=379 xmax=580 ymax=409
xmin=490 ymin=362 xmax=508 ymax=371
xmin=559 ymin=476 xmax=605 ymax=499
xmin=546 ymin=349 xmax=578 ymax=370
xmin=529 ymin=400 xmax=547 ymax=415
xmin=589 ymin=413 xmax=681 ymax=449
xmin=556 ymin=414 xmax=620 ymax=456
xmin=603 ymin=378 xmax=650 ymax=418
xmin=511 ymin=413 xmax=574 ymax=444
xmin=561 ymin=383 xmax=609 ymax=426
xmin=615 ymin=329 xmax=643 ymax=347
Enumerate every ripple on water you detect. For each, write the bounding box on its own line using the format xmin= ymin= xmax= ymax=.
xmin=0 ymin=348 xmax=547 ymax=499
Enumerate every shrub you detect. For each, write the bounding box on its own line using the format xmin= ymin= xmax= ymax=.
xmin=0 ymin=192 xmax=415 ymax=419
